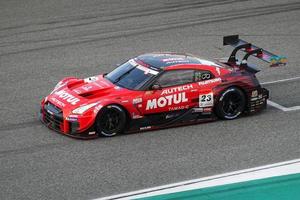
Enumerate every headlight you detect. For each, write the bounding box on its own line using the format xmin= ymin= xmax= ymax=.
xmin=72 ymin=103 xmax=98 ymax=114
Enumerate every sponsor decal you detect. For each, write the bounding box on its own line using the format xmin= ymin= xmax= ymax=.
xmin=270 ymin=55 xmax=287 ymax=66
xmin=146 ymin=92 xmax=188 ymax=110
xmin=199 ymin=92 xmax=214 ymax=107
xmin=162 ymin=57 xmax=188 ymax=64
xmin=133 ymin=98 xmax=143 ymax=104
xmin=169 ymin=105 xmax=189 ymax=111
xmin=137 ymin=65 xmax=159 ymax=75
xmin=132 ymin=113 xmax=143 ymax=119
xmin=82 ymin=85 xmax=92 ymax=91
xmin=84 ymin=76 xmax=98 ymax=83
xmin=203 ymin=107 xmax=212 ymax=112
xmin=50 ymin=97 xmax=66 ymax=107
xmin=251 ymin=90 xmax=258 ymax=97
xmin=201 ymin=73 xmax=211 ymax=80
xmin=161 ymin=84 xmax=193 ymax=95
xmin=162 ymin=57 xmax=185 ymax=62
xmin=140 ymin=126 xmax=151 ymax=130
xmin=129 ymin=59 xmax=159 ymax=75
xmin=68 ymin=115 xmax=79 ymax=118
xmin=66 ymin=117 xmax=78 ymax=121
xmin=129 ymin=59 xmax=138 ymax=66
xmin=88 ymin=131 xmax=96 ymax=135
xmin=198 ymin=78 xmax=222 ymax=86
xmin=54 ymin=90 xmax=80 ymax=105
xmin=165 ymin=114 xmax=174 ymax=119
xmin=193 ymin=107 xmax=204 ymax=112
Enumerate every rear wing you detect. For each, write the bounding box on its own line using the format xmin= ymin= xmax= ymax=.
xmin=223 ymin=35 xmax=287 ymax=72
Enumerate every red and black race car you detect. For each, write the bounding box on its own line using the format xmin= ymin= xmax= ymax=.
xmin=40 ymin=35 xmax=287 ymax=139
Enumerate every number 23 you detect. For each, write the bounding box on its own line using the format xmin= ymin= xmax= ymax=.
xmin=201 ymin=94 xmax=212 ymax=102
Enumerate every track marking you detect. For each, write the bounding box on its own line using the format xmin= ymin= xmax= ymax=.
xmin=95 ymin=159 xmax=300 ymax=200
xmin=261 ymin=76 xmax=300 ymax=112
xmin=261 ymin=76 xmax=300 ymax=85
xmin=268 ymin=100 xmax=300 ymax=112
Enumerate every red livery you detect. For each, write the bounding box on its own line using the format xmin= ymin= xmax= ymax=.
xmin=40 ymin=35 xmax=286 ymax=138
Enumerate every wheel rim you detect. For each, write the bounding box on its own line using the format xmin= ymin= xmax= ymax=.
xmin=221 ymin=92 xmax=243 ymax=117
xmin=100 ymin=109 xmax=121 ymax=134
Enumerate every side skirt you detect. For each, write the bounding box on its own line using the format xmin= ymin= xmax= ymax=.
xmin=126 ymin=108 xmax=217 ymax=133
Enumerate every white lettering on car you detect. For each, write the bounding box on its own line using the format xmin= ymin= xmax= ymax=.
xmin=133 ymin=98 xmax=143 ymax=104
xmin=50 ymin=97 xmax=66 ymax=107
xmin=161 ymin=84 xmax=193 ymax=95
xmin=146 ymin=92 xmax=188 ymax=110
xmin=54 ymin=90 xmax=80 ymax=105
xmin=198 ymin=78 xmax=222 ymax=86
xmin=169 ymin=105 xmax=189 ymax=111
xmin=129 ymin=59 xmax=159 ymax=75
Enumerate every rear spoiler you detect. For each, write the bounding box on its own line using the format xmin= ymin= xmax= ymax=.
xmin=223 ymin=35 xmax=287 ymax=72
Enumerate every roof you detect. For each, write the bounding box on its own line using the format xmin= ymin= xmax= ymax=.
xmin=137 ymin=52 xmax=222 ymax=70
xmin=137 ymin=53 xmax=205 ymax=69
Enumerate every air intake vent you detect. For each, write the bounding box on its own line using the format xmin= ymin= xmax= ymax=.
xmin=79 ymin=93 xmax=93 ymax=98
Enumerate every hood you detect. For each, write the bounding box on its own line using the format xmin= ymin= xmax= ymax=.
xmin=47 ymin=75 xmax=125 ymax=109
xmin=70 ymin=76 xmax=114 ymax=98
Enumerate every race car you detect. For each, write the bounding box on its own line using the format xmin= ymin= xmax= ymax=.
xmin=40 ymin=35 xmax=287 ymax=139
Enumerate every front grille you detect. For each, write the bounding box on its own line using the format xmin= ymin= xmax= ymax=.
xmin=43 ymin=102 xmax=64 ymax=132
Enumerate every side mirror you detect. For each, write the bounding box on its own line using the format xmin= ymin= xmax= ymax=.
xmin=151 ymin=83 xmax=161 ymax=90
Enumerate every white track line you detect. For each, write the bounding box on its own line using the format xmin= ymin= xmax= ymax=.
xmin=261 ymin=76 xmax=300 ymax=111
xmin=261 ymin=76 xmax=300 ymax=85
xmin=95 ymin=158 xmax=300 ymax=200
xmin=268 ymin=100 xmax=300 ymax=112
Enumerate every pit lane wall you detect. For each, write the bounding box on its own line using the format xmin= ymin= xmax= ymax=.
xmin=96 ymin=159 xmax=300 ymax=200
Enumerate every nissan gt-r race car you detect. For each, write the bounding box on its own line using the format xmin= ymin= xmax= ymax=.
xmin=40 ymin=35 xmax=287 ymax=139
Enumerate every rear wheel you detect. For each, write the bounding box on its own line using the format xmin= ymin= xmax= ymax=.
xmin=95 ymin=105 xmax=126 ymax=137
xmin=215 ymin=87 xmax=246 ymax=120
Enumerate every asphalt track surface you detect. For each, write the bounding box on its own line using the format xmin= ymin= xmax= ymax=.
xmin=0 ymin=0 xmax=299 ymax=199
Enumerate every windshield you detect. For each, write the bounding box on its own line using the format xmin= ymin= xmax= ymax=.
xmin=105 ymin=59 xmax=159 ymax=90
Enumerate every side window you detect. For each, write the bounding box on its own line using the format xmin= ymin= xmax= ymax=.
xmin=157 ymin=70 xmax=195 ymax=88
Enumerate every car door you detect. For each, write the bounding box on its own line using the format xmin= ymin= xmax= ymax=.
xmin=139 ymin=69 xmax=200 ymax=116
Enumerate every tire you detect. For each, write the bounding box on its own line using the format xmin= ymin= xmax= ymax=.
xmin=95 ymin=105 xmax=126 ymax=137
xmin=215 ymin=87 xmax=246 ymax=120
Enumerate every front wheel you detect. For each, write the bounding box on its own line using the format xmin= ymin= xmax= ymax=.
xmin=215 ymin=87 xmax=246 ymax=120
xmin=95 ymin=105 xmax=126 ymax=137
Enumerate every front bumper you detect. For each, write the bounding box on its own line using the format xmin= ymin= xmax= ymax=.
xmin=40 ymin=101 xmax=97 ymax=139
